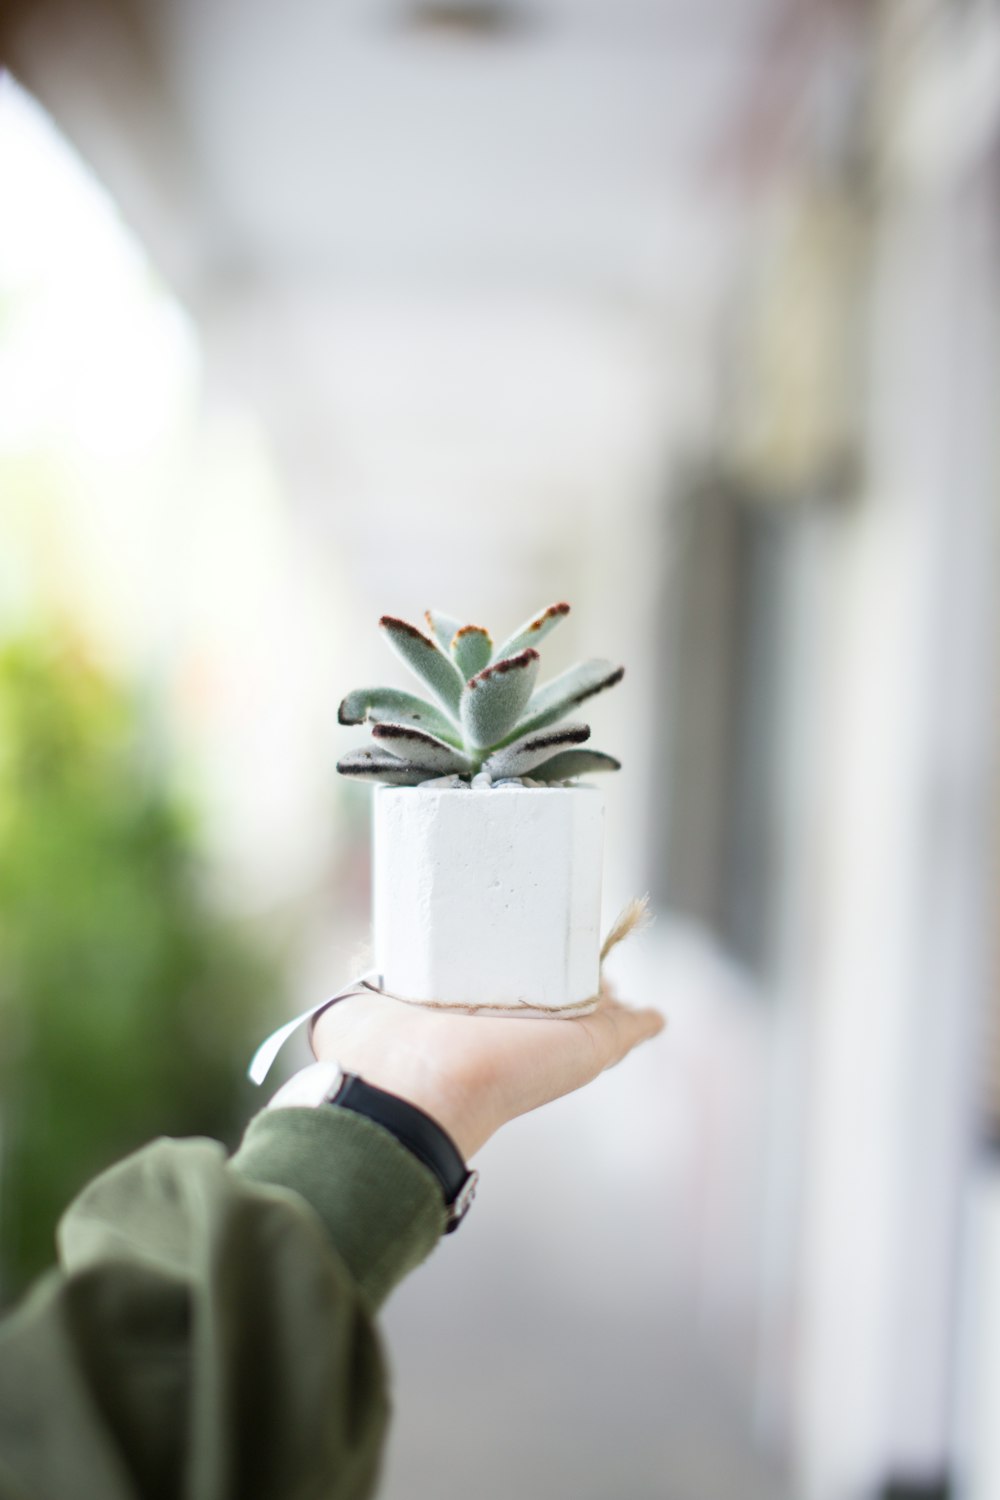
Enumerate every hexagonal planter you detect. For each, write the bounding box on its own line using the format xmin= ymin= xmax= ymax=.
xmin=372 ymin=783 xmax=605 ymax=1016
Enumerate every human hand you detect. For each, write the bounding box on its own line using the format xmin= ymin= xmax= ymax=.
xmin=311 ymin=986 xmax=664 ymax=1160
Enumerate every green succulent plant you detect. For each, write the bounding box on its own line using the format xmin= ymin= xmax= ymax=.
xmin=337 ymin=603 xmax=624 ymax=786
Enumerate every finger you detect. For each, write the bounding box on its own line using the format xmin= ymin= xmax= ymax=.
xmin=599 ymin=1001 xmax=666 ymax=1065
xmin=571 ymin=997 xmax=663 ymax=1074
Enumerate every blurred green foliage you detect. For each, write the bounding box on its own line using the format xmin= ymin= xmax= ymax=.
xmin=0 ymin=635 xmax=276 ymax=1301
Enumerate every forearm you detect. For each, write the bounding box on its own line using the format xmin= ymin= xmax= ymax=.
xmin=230 ymin=1104 xmax=446 ymax=1309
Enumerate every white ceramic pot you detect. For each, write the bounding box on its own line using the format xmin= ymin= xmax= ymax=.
xmin=372 ymin=784 xmax=605 ymax=1016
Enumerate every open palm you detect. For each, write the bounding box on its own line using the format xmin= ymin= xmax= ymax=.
xmin=311 ymin=985 xmax=664 ymax=1159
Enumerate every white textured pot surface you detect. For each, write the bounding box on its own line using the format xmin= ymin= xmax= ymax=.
xmin=372 ymin=785 xmax=604 ymax=1015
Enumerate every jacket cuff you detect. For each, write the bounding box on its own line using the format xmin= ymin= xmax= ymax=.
xmin=231 ymin=1106 xmax=446 ymax=1309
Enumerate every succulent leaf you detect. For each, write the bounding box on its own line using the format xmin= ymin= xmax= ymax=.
xmin=500 ymin=658 xmax=624 ymax=744
xmin=370 ymin=722 xmax=472 ymax=773
xmin=529 ymin=748 xmax=621 ymax=781
xmin=379 ymin=615 xmax=465 ymax=716
xmin=451 ymin=624 xmax=493 ymax=680
xmin=424 ymin=609 xmax=464 ymax=652
xmin=336 ymin=748 xmax=441 ymax=786
xmin=460 ymin=648 xmax=540 ymax=749
xmin=492 ymin=601 xmax=570 ymax=663
xmin=483 ymin=722 xmax=591 ymax=779
xmin=337 ymin=686 xmax=463 ymax=746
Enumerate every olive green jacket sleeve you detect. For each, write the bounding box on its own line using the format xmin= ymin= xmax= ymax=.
xmin=0 ymin=1107 xmax=446 ymax=1500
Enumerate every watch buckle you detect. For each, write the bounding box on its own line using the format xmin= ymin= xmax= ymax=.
xmin=445 ymin=1168 xmax=480 ymax=1233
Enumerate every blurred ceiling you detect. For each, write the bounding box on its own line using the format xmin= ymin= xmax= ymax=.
xmin=1 ymin=0 xmax=801 ymax=573
xmin=2 ymin=0 xmax=780 ymax=309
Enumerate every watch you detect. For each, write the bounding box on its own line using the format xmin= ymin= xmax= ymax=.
xmin=267 ymin=1061 xmax=479 ymax=1232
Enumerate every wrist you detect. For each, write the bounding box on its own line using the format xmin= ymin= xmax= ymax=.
xmin=356 ymin=1073 xmax=485 ymax=1161
xmin=337 ymin=1066 xmax=489 ymax=1161
xmin=310 ymin=1019 xmax=494 ymax=1159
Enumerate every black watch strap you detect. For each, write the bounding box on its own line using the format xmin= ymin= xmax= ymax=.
xmin=329 ymin=1073 xmax=478 ymax=1233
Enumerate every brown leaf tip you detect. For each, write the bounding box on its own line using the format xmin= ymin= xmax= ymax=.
xmin=372 ymin=723 xmax=436 ymax=745
xmin=578 ymin=664 xmax=625 ymax=698
xmin=529 ymin=602 xmax=571 ymax=631
xmin=337 ymin=752 xmax=399 ymax=772
xmin=467 ymin=647 xmax=539 ymax=690
xmin=380 ymin=614 xmax=434 ymax=646
xmin=453 ymin=624 xmax=492 ymax=642
xmin=526 ymin=725 xmax=591 ymax=750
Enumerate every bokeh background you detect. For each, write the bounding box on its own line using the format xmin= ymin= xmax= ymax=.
xmin=1 ymin=3 xmax=998 ymax=1498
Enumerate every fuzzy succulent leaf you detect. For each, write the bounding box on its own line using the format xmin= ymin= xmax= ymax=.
xmin=529 ymin=748 xmax=621 ymax=781
xmin=500 ymin=658 xmax=625 ymax=744
xmin=336 ymin=748 xmax=441 ymax=786
xmin=451 ymin=625 xmax=493 ymax=680
xmin=424 ymin=608 xmax=464 ymax=652
xmin=460 ymin=648 xmax=540 ymax=749
xmin=492 ymin=601 xmax=570 ymax=664
xmin=483 ymin=722 xmax=591 ymax=779
xmin=379 ymin=616 xmax=465 ymax=716
xmin=370 ymin=722 xmax=472 ymax=773
xmin=337 ymin=686 xmax=463 ymax=746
